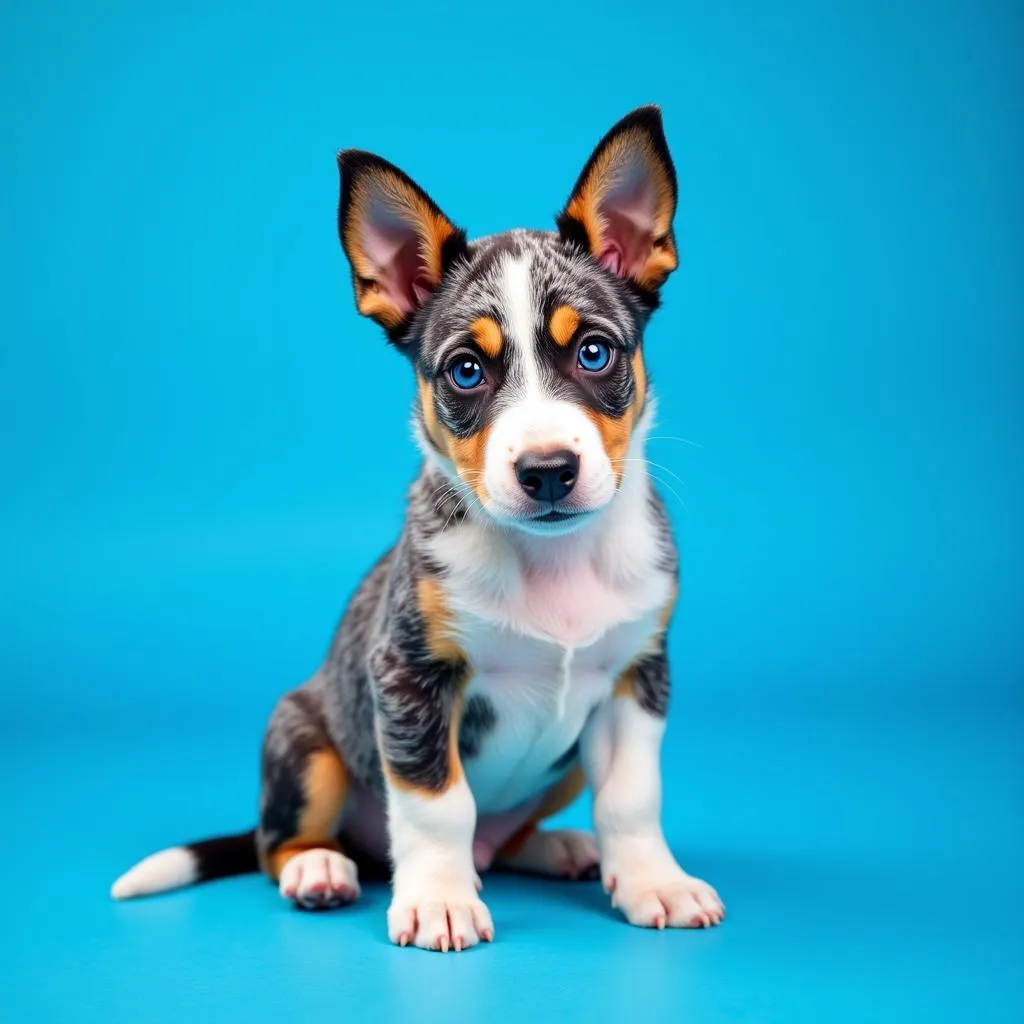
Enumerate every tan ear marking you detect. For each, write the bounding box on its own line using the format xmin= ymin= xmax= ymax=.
xmin=559 ymin=109 xmax=678 ymax=290
xmin=344 ymin=167 xmax=456 ymax=287
xmin=469 ymin=316 xmax=503 ymax=359
xmin=549 ymin=305 xmax=580 ymax=347
xmin=339 ymin=155 xmax=462 ymax=329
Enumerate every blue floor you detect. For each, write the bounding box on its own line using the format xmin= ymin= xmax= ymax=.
xmin=5 ymin=699 xmax=1021 ymax=1022
xmin=4 ymin=1 xmax=1022 ymax=1020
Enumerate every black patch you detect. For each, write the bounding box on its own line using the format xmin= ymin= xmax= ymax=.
xmin=631 ymin=645 xmax=671 ymax=718
xmin=461 ymin=232 xmax=525 ymax=285
xmin=187 ymin=831 xmax=258 ymax=882
xmin=370 ymin=643 xmax=466 ymax=792
xmin=432 ymin=346 xmax=507 ymax=439
xmin=550 ymin=739 xmax=579 ymax=775
xmin=458 ymin=693 xmax=498 ymax=760
xmin=369 ymin=542 xmax=470 ymax=792
xmin=541 ymin=338 xmax=636 ymax=420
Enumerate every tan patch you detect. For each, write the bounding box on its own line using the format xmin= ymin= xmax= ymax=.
xmin=549 ymin=305 xmax=580 ymax=347
xmin=659 ymin=583 xmax=678 ymax=631
xmin=267 ymin=838 xmax=343 ymax=881
xmin=497 ymin=763 xmax=586 ymax=860
xmin=469 ymin=316 xmax=503 ymax=359
xmin=417 ymin=374 xmax=449 ymax=455
xmin=344 ymin=166 xmax=457 ymax=327
xmin=534 ymin=764 xmax=586 ymax=820
xmin=640 ymin=236 xmax=678 ymax=291
xmin=632 ymin=349 xmax=648 ymax=418
xmin=262 ymin=749 xmax=348 ymax=880
xmin=416 ymin=577 xmax=465 ymax=664
xmin=448 ymin=693 xmax=466 ymax=786
xmin=416 ymin=373 xmax=490 ymax=502
xmin=448 ymin=424 xmax=492 ymax=503
xmin=585 ymin=407 xmax=634 ymax=486
xmin=355 ymin=279 xmax=405 ymax=329
xmin=564 ymin=126 xmax=677 ymax=290
xmin=612 ymin=671 xmax=636 ymax=701
xmin=497 ymin=823 xmax=537 ymax=859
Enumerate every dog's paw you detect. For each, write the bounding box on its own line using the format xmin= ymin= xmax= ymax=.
xmin=388 ymin=878 xmax=494 ymax=952
xmin=497 ymin=828 xmax=600 ymax=880
xmin=278 ymin=848 xmax=360 ymax=910
xmin=606 ymin=868 xmax=724 ymax=929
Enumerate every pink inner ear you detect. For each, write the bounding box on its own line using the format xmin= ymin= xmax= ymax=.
xmin=597 ymin=155 xmax=659 ymax=281
xmin=360 ymin=197 xmax=434 ymax=316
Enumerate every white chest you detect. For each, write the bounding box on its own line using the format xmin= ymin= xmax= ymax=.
xmin=450 ymin=563 xmax=671 ymax=813
xmin=426 ymin=474 xmax=676 ymax=814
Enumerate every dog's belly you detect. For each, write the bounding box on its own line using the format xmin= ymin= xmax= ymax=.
xmin=460 ymin=613 xmax=657 ymax=813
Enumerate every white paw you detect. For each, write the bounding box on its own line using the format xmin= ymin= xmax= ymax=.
xmin=278 ymin=848 xmax=360 ymax=910
xmin=606 ymin=868 xmax=724 ymax=929
xmin=498 ymin=828 xmax=601 ymax=880
xmin=388 ymin=870 xmax=494 ymax=952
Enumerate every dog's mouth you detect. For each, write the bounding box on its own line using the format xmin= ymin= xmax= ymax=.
xmin=531 ymin=509 xmax=586 ymax=524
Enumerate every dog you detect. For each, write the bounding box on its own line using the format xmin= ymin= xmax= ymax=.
xmin=111 ymin=105 xmax=724 ymax=951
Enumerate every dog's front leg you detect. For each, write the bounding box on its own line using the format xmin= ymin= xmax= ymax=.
xmin=371 ymin=644 xmax=492 ymax=952
xmin=582 ymin=652 xmax=725 ymax=930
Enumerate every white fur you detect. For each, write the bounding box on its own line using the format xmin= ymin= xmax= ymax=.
xmin=498 ymin=252 xmax=541 ymax=397
xmin=477 ymin=250 xmax=621 ymax=529
xmin=110 ymin=846 xmax=197 ymax=900
xmin=425 ymin=431 xmax=673 ymax=813
xmin=278 ymin=847 xmax=360 ymax=909
xmin=386 ymin=776 xmax=493 ymax=951
xmin=582 ymin=696 xmax=724 ymax=929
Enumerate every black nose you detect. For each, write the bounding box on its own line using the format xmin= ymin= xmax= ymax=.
xmin=514 ymin=449 xmax=579 ymax=503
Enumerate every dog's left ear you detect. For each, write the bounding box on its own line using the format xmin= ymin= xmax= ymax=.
xmin=337 ymin=151 xmax=468 ymax=335
xmin=557 ymin=106 xmax=678 ymax=292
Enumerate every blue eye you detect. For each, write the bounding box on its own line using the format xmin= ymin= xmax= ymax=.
xmin=450 ymin=358 xmax=484 ymax=389
xmin=578 ymin=338 xmax=612 ymax=372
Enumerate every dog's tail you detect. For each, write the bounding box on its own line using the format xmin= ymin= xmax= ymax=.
xmin=110 ymin=829 xmax=259 ymax=900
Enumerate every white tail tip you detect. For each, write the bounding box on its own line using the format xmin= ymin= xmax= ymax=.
xmin=111 ymin=847 xmax=198 ymax=900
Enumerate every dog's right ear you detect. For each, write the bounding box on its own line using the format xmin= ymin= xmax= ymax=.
xmin=337 ymin=151 xmax=468 ymax=338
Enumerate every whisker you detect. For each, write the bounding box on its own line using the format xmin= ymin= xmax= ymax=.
xmin=644 ymin=435 xmax=703 ymax=449
xmin=645 ymin=471 xmax=690 ymax=514
xmin=611 ymin=457 xmax=688 ymax=489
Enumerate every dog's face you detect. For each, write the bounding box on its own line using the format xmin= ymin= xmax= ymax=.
xmin=337 ymin=107 xmax=677 ymax=536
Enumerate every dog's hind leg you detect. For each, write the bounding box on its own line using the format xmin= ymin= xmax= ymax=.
xmin=493 ymin=765 xmax=600 ymax=881
xmin=258 ymin=686 xmax=360 ymax=910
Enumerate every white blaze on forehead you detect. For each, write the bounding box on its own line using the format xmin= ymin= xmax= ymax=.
xmin=498 ymin=252 xmax=542 ymax=397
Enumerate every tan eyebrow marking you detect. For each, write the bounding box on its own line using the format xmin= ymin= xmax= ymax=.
xmin=549 ymin=305 xmax=580 ymax=346
xmin=469 ymin=316 xmax=503 ymax=358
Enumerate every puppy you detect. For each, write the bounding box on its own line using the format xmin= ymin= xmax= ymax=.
xmin=112 ymin=106 xmax=724 ymax=951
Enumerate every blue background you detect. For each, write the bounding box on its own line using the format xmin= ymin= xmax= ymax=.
xmin=2 ymin=1 xmax=1022 ymax=1020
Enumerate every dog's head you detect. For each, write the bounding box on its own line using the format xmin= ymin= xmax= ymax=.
xmin=337 ymin=106 xmax=677 ymax=536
